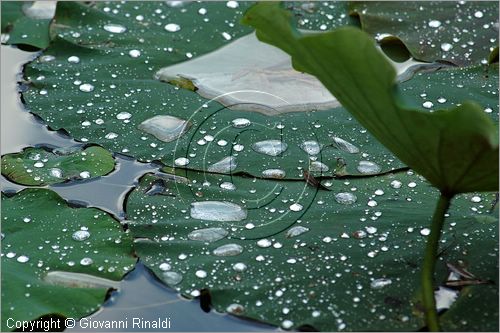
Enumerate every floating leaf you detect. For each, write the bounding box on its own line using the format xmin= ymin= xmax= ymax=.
xmin=1 ymin=189 xmax=135 ymax=331
xmin=1 ymin=146 xmax=115 ymax=186
xmin=349 ymin=2 xmax=499 ymax=66
xmin=126 ymin=170 xmax=498 ymax=331
xmin=1 ymin=1 xmax=54 ymax=49
xmin=243 ymin=3 xmax=498 ymax=195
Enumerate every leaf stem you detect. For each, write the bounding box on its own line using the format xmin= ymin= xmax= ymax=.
xmin=421 ymin=192 xmax=452 ymax=331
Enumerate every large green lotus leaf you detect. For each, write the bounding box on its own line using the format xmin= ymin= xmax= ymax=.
xmin=126 ymin=170 xmax=498 ymax=331
xmin=1 ymin=145 xmax=115 ymax=186
xmin=1 ymin=188 xmax=136 ymax=331
xmin=349 ymin=1 xmax=499 ymax=66
xmin=242 ymin=3 xmax=498 ymax=195
xmin=1 ymin=1 xmax=53 ymax=49
xmin=20 ymin=1 xmax=407 ymax=178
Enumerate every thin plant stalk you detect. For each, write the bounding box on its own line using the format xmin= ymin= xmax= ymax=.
xmin=421 ymin=193 xmax=452 ymax=331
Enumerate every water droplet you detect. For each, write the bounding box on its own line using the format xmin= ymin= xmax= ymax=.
xmin=220 ymin=182 xmax=236 ymax=191
xmin=367 ymin=200 xmax=378 ymax=207
xmin=282 ymin=320 xmax=294 ymax=330
xmin=233 ymin=144 xmax=244 ymax=152
xmin=423 ymin=101 xmax=434 ymax=109
xmin=257 ymin=239 xmax=272 ymax=248
xmin=198 ymin=8 xmax=207 ymax=15
xmin=163 ymin=271 xmax=183 ymax=285
xmin=261 ymin=168 xmax=286 ymax=179
xmin=335 ymin=192 xmax=357 ymax=205
xmin=440 ymin=42 xmax=453 ymax=52
xmin=222 ymin=32 xmax=232 ymax=41
xmin=6 ymin=252 xmax=16 ymax=258
xmin=195 ymin=270 xmax=207 ymax=278
xmin=159 ymin=263 xmax=172 ymax=271
xmin=309 ymin=161 xmax=329 ymax=172
xmin=40 ymin=55 xmax=55 ymax=62
xmin=207 ymin=156 xmax=237 ymax=173
xmin=34 ymin=162 xmax=44 ymax=168
xmin=79 ymin=83 xmax=94 ymax=93
xmin=471 ymin=196 xmax=481 ymax=203
xmin=428 ymin=20 xmax=441 ymax=28
xmin=213 ymin=244 xmax=243 ymax=256
xmin=437 ymin=97 xmax=447 ymax=104
xmin=420 ymin=228 xmax=431 ymax=236
xmin=332 ymin=136 xmax=359 ymax=153
xmin=103 ymin=23 xmax=127 ymax=34
xmin=408 ymin=182 xmax=417 ymax=188
xmin=79 ymin=171 xmax=91 ymax=179
xmin=474 ymin=11 xmax=484 ymax=18
xmin=226 ymin=1 xmax=239 ymax=9
xmin=365 ymin=226 xmax=377 ymax=234
xmin=17 ymin=255 xmax=29 ymax=263
xmin=188 ymin=227 xmax=228 ymax=242
xmin=116 ymin=112 xmax=132 ymax=120
xmin=217 ymin=139 xmax=228 ymax=146
xmin=138 ymin=115 xmax=191 ymax=142
xmin=227 ymin=303 xmax=244 ymax=314
xmin=164 ymin=23 xmax=181 ymax=32
xmin=289 ymin=203 xmax=303 ymax=212
xmin=371 ymin=278 xmax=392 ymax=289
xmin=299 ymin=140 xmax=321 ymax=155
xmin=357 ymin=161 xmax=381 ymax=174
xmin=390 ymin=180 xmax=402 ymax=189
xmin=49 ymin=168 xmax=63 ymax=178
xmin=252 ymin=140 xmax=288 ymax=156
xmin=286 ymin=226 xmax=309 ymax=238
xmin=67 ymin=56 xmax=80 ymax=63
xmin=105 ymin=132 xmax=118 ymax=139
xmin=233 ymin=262 xmax=247 ymax=272
xmin=72 ymin=230 xmax=90 ymax=241
xmin=231 ymin=118 xmax=251 ymax=128
xmin=23 ymin=217 xmax=31 ymax=223
xmin=129 ymin=49 xmax=141 ymax=58
xmin=75 ymin=257 xmax=92 ymax=267
xmin=174 ymin=157 xmax=190 ymax=166
xmin=190 ymin=201 xmax=247 ymax=221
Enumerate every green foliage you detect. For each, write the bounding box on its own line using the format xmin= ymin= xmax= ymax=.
xmin=1 ymin=189 xmax=135 ymax=331
xmin=1 ymin=146 xmax=115 ymax=186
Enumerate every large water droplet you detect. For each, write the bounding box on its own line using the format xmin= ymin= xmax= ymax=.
xmin=428 ymin=20 xmax=441 ymax=28
xmin=357 ymin=160 xmax=381 ymax=174
xmin=232 ymin=118 xmax=251 ymax=128
xmin=289 ymin=203 xmax=303 ymax=212
xmin=188 ymin=227 xmax=228 ymax=242
xmin=49 ymin=168 xmax=63 ymax=178
xmin=174 ymin=157 xmax=190 ymax=166
xmin=80 ymin=258 xmax=93 ymax=266
xmin=103 ymin=23 xmax=127 ymax=34
xmin=262 ymin=169 xmax=286 ymax=179
xmin=370 ymin=278 xmax=392 ymax=289
xmin=138 ymin=115 xmax=190 ymax=142
xmin=299 ymin=140 xmax=321 ymax=155
xmin=195 ymin=270 xmax=208 ymax=278
xmin=159 ymin=263 xmax=172 ymax=271
xmin=207 ymin=156 xmax=237 ymax=173
xmin=67 ymin=56 xmax=80 ymax=64
xmin=256 ymin=239 xmax=272 ymax=248
xmin=213 ymin=244 xmax=243 ymax=256
xmin=286 ymin=226 xmax=309 ymax=238
xmin=335 ymin=192 xmax=357 ymax=205
xmin=252 ymin=140 xmax=288 ymax=156
xmin=309 ymin=161 xmax=329 ymax=172
xmin=190 ymin=201 xmax=247 ymax=221
xmin=129 ymin=49 xmax=141 ymax=58
xmin=332 ymin=136 xmax=359 ymax=154
xmin=17 ymin=255 xmax=30 ymax=263
xmin=226 ymin=1 xmax=239 ymax=9
xmin=220 ymin=182 xmax=236 ymax=191
xmin=164 ymin=23 xmax=181 ymax=32
xmin=72 ymin=230 xmax=90 ymax=241
xmin=163 ymin=271 xmax=183 ymax=285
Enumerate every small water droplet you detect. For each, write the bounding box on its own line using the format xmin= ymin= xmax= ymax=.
xmin=188 ymin=227 xmax=228 ymax=242
xmin=49 ymin=168 xmax=63 ymax=178
xmin=420 ymin=228 xmax=431 ymax=236
xmin=159 ymin=263 xmax=172 ymax=271
xmin=226 ymin=1 xmax=239 ymax=9
xmin=67 ymin=56 xmax=80 ymax=63
xmin=17 ymin=255 xmax=29 ymax=263
xmin=309 ymin=161 xmax=329 ymax=172
xmin=79 ymin=171 xmax=91 ymax=179
xmin=474 ymin=11 xmax=483 ymax=18
xmin=261 ymin=169 xmax=286 ymax=179
xmin=174 ymin=157 xmax=190 ymax=166
xmin=289 ymin=203 xmax=303 ymax=212
xmin=207 ymin=156 xmax=237 ymax=173
xmin=257 ymin=239 xmax=272 ymax=248
xmin=471 ymin=196 xmax=481 ymax=203
xmin=281 ymin=320 xmax=294 ymax=330
xmin=233 ymin=262 xmax=247 ymax=272
xmin=129 ymin=49 xmax=141 ymax=58
xmin=34 ymin=161 xmax=44 ymax=168
xmin=332 ymin=137 xmax=359 ymax=153
xmin=163 ymin=271 xmax=183 ymax=285
xmin=390 ymin=180 xmax=402 ymax=189
xmin=220 ymin=182 xmax=236 ymax=191
xmin=226 ymin=303 xmax=245 ymax=314
xmin=371 ymin=278 xmax=392 ymax=289
xmin=423 ymin=101 xmax=434 ymax=109
xmin=116 ymin=112 xmax=132 ymax=120
xmin=299 ymin=140 xmax=321 ymax=155
xmin=195 ymin=270 xmax=207 ymax=278
xmin=440 ymin=43 xmax=453 ymax=52
xmin=139 ymin=115 xmax=191 ymax=142
xmin=80 ymin=257 xmax=93 ymax=266
xmin=428 ymin=20 xmax=441 ymax=28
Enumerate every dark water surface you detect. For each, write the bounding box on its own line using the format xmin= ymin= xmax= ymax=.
xmin=1 ymin=45 xmax=273 ymax=332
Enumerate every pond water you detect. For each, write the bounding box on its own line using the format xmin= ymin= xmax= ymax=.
xmin=1 ymin=45 xmax=273 ymax=332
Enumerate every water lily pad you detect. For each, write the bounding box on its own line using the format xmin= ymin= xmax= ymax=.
xmin=21 ymin=1 xmax=408 ymax=178
xmin=1 ymin=1 xmax=54 ymax=49
xmin=349 ymin=1 xmax=499 ymax=66
xmin=1 ymin=146 xmax=115 ymax=186
xmin=126 ymin=170 xmax=498 ymax=331
xmin=1 ymin=189 xmax=135 ymax=331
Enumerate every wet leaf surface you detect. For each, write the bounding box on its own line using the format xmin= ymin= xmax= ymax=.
xmin=1 ymin=145 xmax=115 ymax=186
xmin=350 ymin=1 xmax=499 ymax=66
xmin=1 ymin=189 xmax=135 ymax=331
xmin=126 ymin=170 xmax=498 ymax=331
